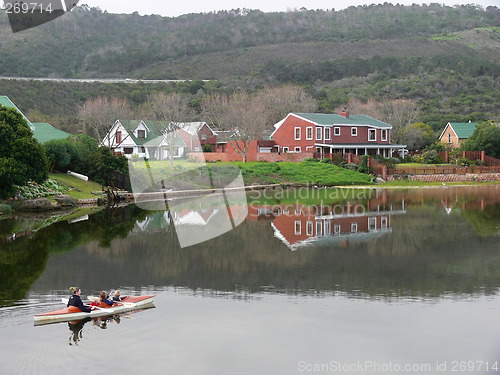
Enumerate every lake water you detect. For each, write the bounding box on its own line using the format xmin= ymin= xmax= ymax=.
xmin=1 ymin=186 xmax=500 ymax=374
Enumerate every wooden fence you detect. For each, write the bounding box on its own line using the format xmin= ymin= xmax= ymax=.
xmin=343 ymin=152 xmax=500 ymax=180
xmin=387 ymin=165 xmax=500 ymax=176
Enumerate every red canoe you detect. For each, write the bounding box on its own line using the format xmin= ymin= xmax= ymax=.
xmin=34 ymin=295 xmax=155 ymax=325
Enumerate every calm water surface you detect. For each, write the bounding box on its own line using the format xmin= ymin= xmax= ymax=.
xmin=1 ymin=186 xmax=500 ymax=374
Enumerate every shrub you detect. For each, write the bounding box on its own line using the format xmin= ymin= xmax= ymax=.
xmin=422 ymin=150 xmax=440 ymax=164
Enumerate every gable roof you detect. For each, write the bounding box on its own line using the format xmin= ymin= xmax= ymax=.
xmin=175 ymin=122 xmax=213 ymax=136
xmin=32 ymin=123 xmax=72 ymax=143
xmin=294 ymin=113 xmax=392 ymax=128
xmin=0 ymin=95 xmax=35 ymax=130
xmin=272 ymin=113 xmax=392 ymax=136
xmin=448 ymin=122 xmax=478 ymax=139
xmin=114 ymin=120 xmax=186 ymax=148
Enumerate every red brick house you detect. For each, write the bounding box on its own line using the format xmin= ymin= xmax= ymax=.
xmin=175 ymin=122 xmax=218 ymax=152
xmin=271 ymin=112 xmax=406 ymax=159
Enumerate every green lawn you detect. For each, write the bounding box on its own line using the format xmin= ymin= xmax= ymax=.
xmin=129 ymin=159 xmax=374 ymax=188
xmin=49 ymin=173 xmax=103 ymax=200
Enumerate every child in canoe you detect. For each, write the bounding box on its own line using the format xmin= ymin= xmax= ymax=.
xmin=99 ymin=291 xmax=115 ymax=307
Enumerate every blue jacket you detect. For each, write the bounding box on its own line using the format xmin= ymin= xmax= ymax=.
xmin=67 ymin=294 xmax=92 ymax=313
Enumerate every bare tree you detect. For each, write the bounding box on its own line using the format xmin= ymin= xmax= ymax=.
xmin=337 ymin=97 xmax=420 ymax=144
xmin=259 ymin=85 xmax=318 ymax=125
xmin=202 ymin=91 xmax=268 ymax=163
xmin=143 ymin=92 xmax=194 ymax=165
xmin=78 ymin=96 xmax=132 ymax=143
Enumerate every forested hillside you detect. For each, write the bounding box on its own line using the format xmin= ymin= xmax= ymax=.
xmin=0 ymin=3 xmax=499 ymax=133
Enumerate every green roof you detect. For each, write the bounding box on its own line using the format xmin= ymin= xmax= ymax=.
xmin=294 ymin=113 xmax=392 ymax=128
xmin=32 ymin=123 xmax=72 ymax=143
xmin=0 ymin=95 xmax=34 ymax=129
xmin=118 ymin=120 xmax=186 ymax=147
xmin=449 ymin=122 xmax=478 ymax=139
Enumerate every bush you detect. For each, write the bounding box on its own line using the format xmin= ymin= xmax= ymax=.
xmin=357 ymin=155 xmax=373 ymax=174
xmin=422 ymin=150 xmax=440 ymax=164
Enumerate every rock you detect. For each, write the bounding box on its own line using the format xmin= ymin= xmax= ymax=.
xmin=18 ymin=198 xmax=53 ymax=211
xmin=54 ymin=195 xmax=78 ymax=207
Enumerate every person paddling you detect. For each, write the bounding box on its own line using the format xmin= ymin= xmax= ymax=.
xmin=99 ymin=291 xmax=114 ymax=307
xmin=67 ymin=287 xmax=92 ymax=313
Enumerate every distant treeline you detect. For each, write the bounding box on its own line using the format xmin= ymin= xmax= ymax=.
xmin=0 ymin=4 xmax=498 ymax=133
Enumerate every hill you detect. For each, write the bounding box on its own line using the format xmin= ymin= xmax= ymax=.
xmin=0 ymin=4 xmax=498 ymax=132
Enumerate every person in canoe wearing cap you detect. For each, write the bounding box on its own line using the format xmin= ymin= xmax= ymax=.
xmin=67 ymin=287 xmax=92 ymax=313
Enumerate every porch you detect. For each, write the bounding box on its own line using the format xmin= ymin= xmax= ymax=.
xmin=315 ymin=143 xmax=407 ymax=160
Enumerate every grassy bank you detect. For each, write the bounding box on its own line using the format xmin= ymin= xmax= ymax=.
xmin=128 ymin=159 xmax=374 ymax=188
xmin=233 ymin=161 xmax=373 ymax=186
xmin=48 ymin=173 xmax=103 ymax=200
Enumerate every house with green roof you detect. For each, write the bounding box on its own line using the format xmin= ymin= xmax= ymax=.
xmin=32 ymin=122 xmax=71 ymax=143
xmin=101 ymin=119 xmax=187 ymax=160
xmin=439 ymin=121 xmax=478 ymax=148
xmin=1 ymin=95 xmax=71 ymax=143
xmin=0 ymin=95 xmax=35 ymax=130
xmin=271 ymin=111 xmax=407 ymax=159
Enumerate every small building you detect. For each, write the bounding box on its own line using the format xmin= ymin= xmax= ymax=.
xmin=101 ymin=120 xmax=186 ymax=160
xmin=439 ymin=122 xmax=478 ymax=148
xmin=271 ymin=112 xmax=406 ymax=159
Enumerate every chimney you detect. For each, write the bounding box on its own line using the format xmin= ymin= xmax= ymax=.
xmin=339 ymin=108 xmax=350 ymax=118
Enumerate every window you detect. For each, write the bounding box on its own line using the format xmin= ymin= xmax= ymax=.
xmin=137 ymin=130 xmax=146 ymax=138
xmin=334 ymin=127 xmax=341 ymax=136
xmin=316 ymin=221 xmax=323 ymax=236
xmin=316 ymin=127 xmax=322 ymax=141
xmin=381 ymin=129 xmax=388 ymax=141
xmin=324 ymin=221 xmax=331 ymax=235
xmin=140 ymin=147 xmax=146 ymax=153
xmin=368 ymin=217 xmax=377 ymax=231
xmin=295 ymin=147 xmax=301 ymax=153
xmin=115 ymin=131 xmax=122 ymax=144
xmin=306 ymin=221 xmax=313 ymax=236
xmin=124 ymin=147 xmax=134 ymax=154
xmin=324 ymin=127 xmax=331 ymax=140
xmin=368 ymin=129 xmax=376 ymax=141
xmin=283 ymin=147 xmax=289 ymax=153
xmin=334 ymin=223 xmax=341 ymax=235
xmin=306 ymin=127 xmax=313 ymax=140
xmin=351 ymin=127 xmax=358 ymax=136
xmin=201 ymin=134 xmax=207 ymax=141
xmin=295 ymin=127 xmax=301 ymax=140
xmin=295 ymin=221 xmax=302 ymax=235
xmin=381 ymin=217 xmax=388 ymax=230
xmin=448 ymin=133 xmax=451 ymax=143
xmin=351 ymin=222 xmax=358 ymax=233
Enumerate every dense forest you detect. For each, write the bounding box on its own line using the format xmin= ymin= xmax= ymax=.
xmin=0 ymin=3 xmax=499 ymax=133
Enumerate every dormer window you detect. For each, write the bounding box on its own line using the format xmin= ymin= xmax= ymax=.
xmin=137 ymin=130 xmax=146 ymax=138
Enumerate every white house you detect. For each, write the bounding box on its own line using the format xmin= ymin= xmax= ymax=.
xmin=100 ymin=120 xmax=187 ymax=160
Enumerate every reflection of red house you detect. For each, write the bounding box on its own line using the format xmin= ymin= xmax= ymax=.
xmin=248 ymin=198 xmax=406 ymax=251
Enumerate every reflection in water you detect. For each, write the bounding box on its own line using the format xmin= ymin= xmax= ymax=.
xmin=3 ymin=186 xmax=500 ymax=305
xmin=68 ymin=315 xmax=123 ymax=346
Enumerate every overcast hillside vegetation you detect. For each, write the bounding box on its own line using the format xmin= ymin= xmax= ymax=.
xmin=0 ymin=3 xmax=499 ymax=135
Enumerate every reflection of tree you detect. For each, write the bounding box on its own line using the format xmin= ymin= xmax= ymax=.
xmin=0 ymin=206 xmax=149 ymax=307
